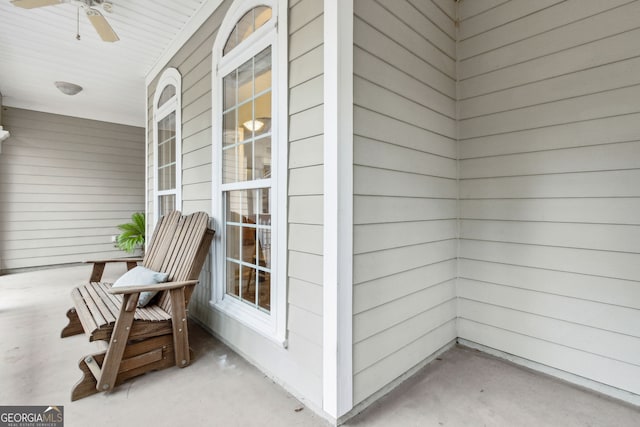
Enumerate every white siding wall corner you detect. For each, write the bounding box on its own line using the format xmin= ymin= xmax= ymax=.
xmin=0 ymin=107 xmax=145 ymax=273
xmin=458 ymin=0 xmax=640 ymax=398
xmin=351 ymin=0 xmax=458 ymax=406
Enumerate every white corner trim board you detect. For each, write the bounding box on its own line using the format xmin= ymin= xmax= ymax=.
xmin=323 ymin=0 xmax=354 ymax=420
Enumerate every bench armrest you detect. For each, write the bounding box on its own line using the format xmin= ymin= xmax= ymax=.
xmin=108 ymin=280 xmax=199 ymax=295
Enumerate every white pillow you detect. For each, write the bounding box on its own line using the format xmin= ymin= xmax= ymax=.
xmin=112 ymin=266 xmax=169 ymax=307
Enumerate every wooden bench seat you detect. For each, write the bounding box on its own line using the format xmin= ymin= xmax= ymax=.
xmin=60 ymin=211 xmax=214 ymax=401
xmin=68 ymin=282 xmax=173 ymax=342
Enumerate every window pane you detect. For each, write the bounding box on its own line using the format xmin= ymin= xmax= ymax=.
xmin=158 ymin=194 xmax=175 ymax=217
xmin=159 ymin=164 xmax=176 ymax=191
xmin=158 ymin=141 xmax=167 ymax=166
xmin=170 ymin=138 xmax=176 ymax=163
xmin=241 ymin=263 xmax=258 ymax=306
xmin=254 ymin=6 xmax=272 ymax=30
xmin=226 ymin=190 xmax=249 ymax=223
xmin=225 ymin=141 xmax=252 ymax=183
xmin=226 ymin=224 xmax=241 ymax=260
xmin=158 ymin=167 xmax=166 ymax=190
xmin=258 ymin=188 xmax=271 ymax=226
xmin=223 ymin=70 xmax=237 ymax=111
xmin=237 ymin=57 xmax=253 ymax=104
xmin=254 ymin=47 xmax=272 ymax=94
xmin=258 ymin=271 xmax=270 ymax=312
xmin=236 ymin=10 xmax=254 ymax=48
xmin=223 ymin=26 xmax=238 ymax=56
xmin=258 ymin=229 xmax=271 ymax=270
xmin=239 ymin=142 xmax=253 ymax=182
xmin=158 ymin=128 xmax=172 ymax=147
xmin=157 ymin=112 xmax=176 ymax=179
xmin=158 ymin=115 xmax=175 ymax=152
xmin=223 ymin=147 xmax=237 ymax=184
xmin=223 ymin=111 xmax=237 ymax=147
xmin=158 ymin=112 xmax=175 ymax=134
xmin=254 ymin=136 xmax=271 ymax=179
xmin=243 ymin=189 xmax=257 ymax=223
xmin=226 ymin=261 xmax=240 ymax=298
xmin=238 ymin=102 xmax=252 ymax=142
xmin=242 ymin=265 xmax=257 ymax=306
xmin=157 ymin=85 xmax=175 ymax=108
xmin=242 ymin=226 xmax=256 ymax=264
xmin=169 ymin=164 xmax=176 ymax=189
xmin=258 ymin=187 xmax=271 ymax=271
xmin=254 ymin=91 xmax=271 ymax=119
xmin=254 ymin=92 xmax=271 ymax=134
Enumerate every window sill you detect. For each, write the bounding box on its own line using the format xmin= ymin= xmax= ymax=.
xmin=209 ymin=297 xmax=287 ymax=348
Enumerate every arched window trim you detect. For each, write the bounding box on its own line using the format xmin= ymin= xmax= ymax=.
xmin=152 ymin=67 xmax=182 ymax=226
xmin=211 ymin=0 xmax=288 ymax=345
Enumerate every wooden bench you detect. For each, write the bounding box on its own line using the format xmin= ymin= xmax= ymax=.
xmin=61 ymin=211 xmax=214 ymax=401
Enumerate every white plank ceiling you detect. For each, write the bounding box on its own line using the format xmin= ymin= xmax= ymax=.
xmin=0 ymin=0 xmax=208 ymax=127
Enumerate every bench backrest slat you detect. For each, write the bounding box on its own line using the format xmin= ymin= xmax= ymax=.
xmin=141 ymin=211 xmax=214 ymax=313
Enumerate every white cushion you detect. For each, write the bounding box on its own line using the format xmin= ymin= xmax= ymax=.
xmin=112 ymin=266 xmax=169 ymax=307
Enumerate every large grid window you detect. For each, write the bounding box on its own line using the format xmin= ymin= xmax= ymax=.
xmin=214 ymin=1 xmax=282 ymax=336
xmin=153 ymin=68 xmax=181 ymax=224
xmin=221 ymin=23 xmax=272 ymax=313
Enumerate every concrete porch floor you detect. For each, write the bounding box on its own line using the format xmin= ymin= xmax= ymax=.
xmin=1 ymin=265 xmax=639 ymax=426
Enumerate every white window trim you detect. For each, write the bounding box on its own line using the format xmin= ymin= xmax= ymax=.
xmin=210 ymin=0 xmax=288 ymax=346
xmin=152 ymin=68 xmax=183 ymax=226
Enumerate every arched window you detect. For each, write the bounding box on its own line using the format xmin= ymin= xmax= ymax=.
xmin=153 ymin=68 xmax=182 ymax=225
xmin=212 ymin=0 xmax=285 ymax=341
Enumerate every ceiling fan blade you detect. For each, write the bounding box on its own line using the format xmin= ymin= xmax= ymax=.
xmin=11 ymin=0 xmax=64 ymax=9
xmin=85 ymin=8 xmax=119 ymax=42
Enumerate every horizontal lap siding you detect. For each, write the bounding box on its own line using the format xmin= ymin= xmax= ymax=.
xmin=352 ymin=0 xmax=457 ymax=405
xmin=287 ymin=0 xmax=324 ymax=397
xmin=0 ymin=107 xmax=144 ymax=272
xmin=458 ymin=0 xmax=640 ymax=396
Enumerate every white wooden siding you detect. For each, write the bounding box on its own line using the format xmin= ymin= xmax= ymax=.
xmin=145 ymin=0 xmax=324 ymax=409
xmin=0 ymin=107 xmax=144 ymax=272
xmin=352 ymin=0 xmax=457 ymax=405
xmin=458 ymin=0 xmax=640 ymax=396
xmin=287 ymin=0 xmax=324 ymax=403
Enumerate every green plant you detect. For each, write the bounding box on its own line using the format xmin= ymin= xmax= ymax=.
xmin=116 ymin=212 xmax=146 ymax=254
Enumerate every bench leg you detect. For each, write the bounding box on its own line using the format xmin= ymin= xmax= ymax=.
xmin=71 ymin=336 xmax=176 ymax=400
xmin=71 ymin=352 xmax=104 ymax=401
xmin=61 ymin=308 xmax=84 ymax=338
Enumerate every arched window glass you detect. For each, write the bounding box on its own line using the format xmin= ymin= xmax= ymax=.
xmin=223 ymin=6 xmax=272 ymax=55
xmin=157 ymin=85 xmax=176 ymax=108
